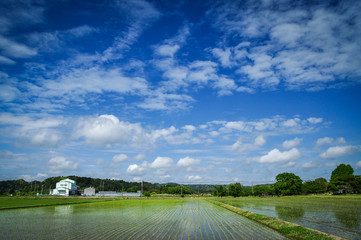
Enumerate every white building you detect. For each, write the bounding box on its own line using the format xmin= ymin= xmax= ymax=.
xmin=50 ymin=178 xmax=78 ymax=196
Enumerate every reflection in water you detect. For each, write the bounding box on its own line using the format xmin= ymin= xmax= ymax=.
xmin=334 ymin=210 xmax=361 ymax=228
xmin=275 ymin=205 xmax=305 ymax=220
xmin=54 ymin=205 xmax=74 ymax=216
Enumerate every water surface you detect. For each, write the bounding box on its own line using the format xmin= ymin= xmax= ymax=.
xmin=0 ymin=199 xmax=287 ymax=240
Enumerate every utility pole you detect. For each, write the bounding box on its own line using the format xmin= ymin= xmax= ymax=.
xmin=141 ymin=181 xmax=144 ymax=194
xmin=251 ymin=182 xmax=254 ymax=196
xmin=181 ymin=184 xmax=183 ymax=195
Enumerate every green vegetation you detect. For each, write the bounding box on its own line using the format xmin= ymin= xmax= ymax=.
xmin=274 ymin=172 xmax=303 ymax=196
xmin=328 ymin=164 xmax=361 ymax=194
xmin=0 ymin=196 xmax=110 ymax=210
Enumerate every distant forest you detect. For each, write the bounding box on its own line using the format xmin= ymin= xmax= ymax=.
xmin=1 ymin=164 xmax=360 ymax=196
xmin=0 ymin=175 xmax=216 ymax=196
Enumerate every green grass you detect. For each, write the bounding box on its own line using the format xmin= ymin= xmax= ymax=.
xmin=0 ymin=196 xmax=111 ymax=209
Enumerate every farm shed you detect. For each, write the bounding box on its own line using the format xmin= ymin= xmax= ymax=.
xmin=84 ymin=187 xmax=97 ymax=196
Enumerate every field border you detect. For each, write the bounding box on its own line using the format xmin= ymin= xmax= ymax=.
xmin=207 ymin=199 xmax=345 ymax=240
xmin=0 ymin=197 xmax=113 ymax=210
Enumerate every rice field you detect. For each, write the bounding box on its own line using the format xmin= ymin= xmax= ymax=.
xmin=213 ymin=196 xmax=361 ymax=240
xmin=0 ymin=199 xmax=287 ymax=240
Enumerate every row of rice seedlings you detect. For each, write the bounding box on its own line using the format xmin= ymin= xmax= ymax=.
xmin=89 ymin=204 xmax=169 ymax=240
xmin=166 ymin=208 xmax=186 ymax=240
xmin=151 ymin=205 xmax=182 ymax=240
xmin=209 ymin=203 xmax=260 ymax=240
xmin=207 ymin=202 xmax=274 ymax=240
xmin=139 ymin=204 xmax=180 ymax=240
xmin=195 ymin=203 xmax=205 ymax=240
xmin=202 ymin=204 xmax=224 ymax=239
xmin=207 ymin=200 xmax=289 ymax=240
xmin=202 ymin=204 xmax=232 ymax=240
xmin=123 ymin=205 xmax=177 ymax=240
xmin=174 ymin=206 xmax=188 ymax=240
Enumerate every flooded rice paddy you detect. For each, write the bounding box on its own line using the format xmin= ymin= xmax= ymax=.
xmin=215 ymin=196 xmax=361 ymax=240
xmin=0 ymin=199 xmax=287 ymax=240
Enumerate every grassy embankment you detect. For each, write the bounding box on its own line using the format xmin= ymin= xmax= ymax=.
xmin=208 ymin=196 xmax=349 ymax=240
xmin=0 ymin=196 xmax=113 ymax=210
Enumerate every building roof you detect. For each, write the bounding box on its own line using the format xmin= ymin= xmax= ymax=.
xmin=60 ymin=178 xmax=76 ymax=184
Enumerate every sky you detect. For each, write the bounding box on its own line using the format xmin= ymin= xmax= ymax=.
xmin=0 ymin=0 xmax=361 ymax=185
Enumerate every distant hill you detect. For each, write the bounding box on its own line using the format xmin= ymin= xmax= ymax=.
xmin=0 ymin=176 xmax=225 ymax=195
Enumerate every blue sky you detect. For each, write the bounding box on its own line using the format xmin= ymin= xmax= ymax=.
xmin=0 ymin=0 xmax=360 ymax=184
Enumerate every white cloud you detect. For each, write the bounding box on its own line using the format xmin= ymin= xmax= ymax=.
xmin=258 ymin=148 xmax=301 ymax=163
xmin=316 ymin=137 xmax=347 ymax=147
xmin=0 ymin=35 xmax=37 ymax=59
xmin=254 ymin=135 xmax=266 ymax=146
xmin=150 ymin=157 xmax=173 ymax=168
xmin=319 ymin=145 xmax=360 ymax=159
xmin=283 ymin=137 xmax=302 ymax=149
xmin=133 ymin=153 xmax=145 ymax=161
xmin=307 ymin=117 xmax=323 ymax=124
xmin=302 ymin=162 xmax=316 ymax=168
xmin=112 ymin=154 xmax=128 ymax=163
xmin=48 ymin=156 xmax=78 ymax=174
xmin=356 ymin=161 xmax=361 ymax=168
xmin=316 ymin=137 xmax=334 ymax=146
xmin=0 ymin=55 xmax=16 ymax=65
xmin=281 ymin=118 xmax=300 ymax=128
xmin=73 ymin=115 xmax=145 ymax=146
xmin=19 ymin=173 xmax=48 ymax=182
xmin=186 ymin=175 xmax=202 ymax=181
xmin=182 ymin=125 xmax=196 ymax=132
xmin=126 ymin=162 xmax=147 ymax=176
xmin=211 ymin=47 xmax=232 ymax=67
xmin=209 ymin=1 xmax=361 ymax=91
xmin=155 ymin=44 xmax=180 ymax=57
xmin=177 ymin=157 xmax=201 ymax=167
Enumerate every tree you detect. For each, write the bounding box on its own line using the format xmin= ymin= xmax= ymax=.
xmin=303 ymin=177 xmax=328 ymax=194
xmin=213 ymin=185 xmax=227 ymax=197
xmin=227 ymin=183 xmax=243 ymax=197
xmin=328 ymin=164 xmax=356 ymax=194
xmin=274 ymin=172 xmax=303 ymax=196
xmin=330 ymin=164 xmax=354 ymax=181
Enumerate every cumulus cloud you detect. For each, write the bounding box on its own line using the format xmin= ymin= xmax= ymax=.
xmin=254 ymin=135 xmax=266 ymax=146
xmin=126 ymin=161 xmax=149 ymax=176
xmin=73 ymin=114 xmax=145 ymax=146
xmin=48 ymin=156 xmax=78 ymax=174
xmin=150 ymin=157 xmax=173 ymax=168
xmin=177 ymin=156 xmax=201 ymax=167
xmin=258 ymin=148 xmax=301 ymax=163
xmin=283 ymin=137 xmax=302 ymax=149
xmin=316 ymin=137 xmax=347 ymax=146
xmin=186 ymin=175 xmax=202 ymax=181
xmin=319 ymin=145 xmax=360 ymax=159
xmin=307 ymin=117 xmax=323 ymax=124
xmin=112 ymin=154 xmax=128 ymax=163
xmin=316 ymin=137 xmax=334 ymax=146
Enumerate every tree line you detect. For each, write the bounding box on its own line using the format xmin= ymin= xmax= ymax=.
xmin=1 ymin=163 xmax=359 ymax=196
xmin=213 ymin=164 xmax=361 ymax=197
